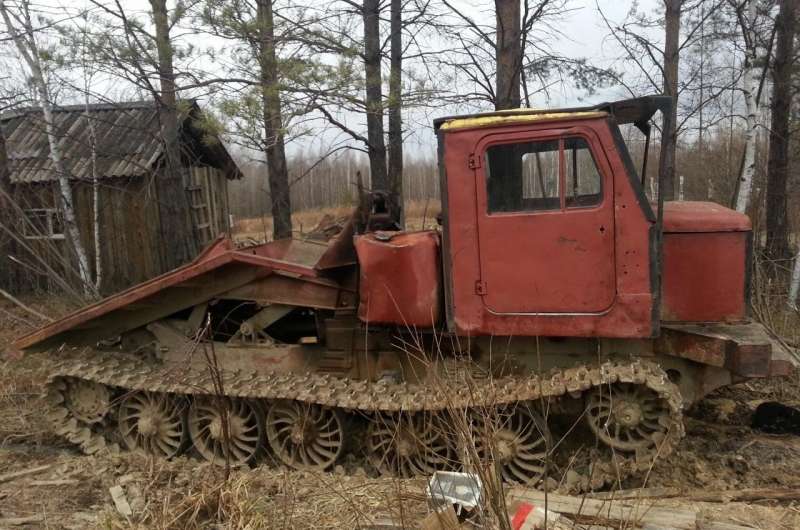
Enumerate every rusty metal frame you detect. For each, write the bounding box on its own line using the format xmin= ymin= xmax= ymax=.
xmin=12 ymin=237 xmax=327 ymax=352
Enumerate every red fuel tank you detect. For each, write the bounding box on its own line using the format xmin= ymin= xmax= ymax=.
xmin=354 ymin=230 xmax=442 ymax=327
xmin=661 ymin=202 xmax=751 ymax=323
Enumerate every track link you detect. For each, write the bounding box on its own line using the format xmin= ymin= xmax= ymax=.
xmin=42 ymin=349 xmax=684 ymax=490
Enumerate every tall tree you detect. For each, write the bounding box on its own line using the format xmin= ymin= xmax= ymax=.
xmin=257 ymin=0 xmax=292 ymax=239
xmin=387 ymin=0 xmax=404 ymax=215
xmin=0 ymin=0 xmax=94 ymax=295
xmin=732 ymin=0 xmax=774 ymax=213
xmin=444 ymin=1 xmax=613 ymax=110
xmin=765 ymin=0 xmax=796 ymax=259
xmin=599 ymin=1 xmax=738 ymax=201
xmin=658 ymin=0 xmax=683 ymax=202
xmin=362 ymin=0 xmax=389 ymax=192
xmin=0 ymin=121 xmax=7 ymax=189
xmin=495 ymin=0 xmax=522 ymax=110
xmin=149 ymin=0 xmax=199 ymax=266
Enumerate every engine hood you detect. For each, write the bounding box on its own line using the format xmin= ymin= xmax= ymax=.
xmin=662 ymin=201 xmax=751 ymax=233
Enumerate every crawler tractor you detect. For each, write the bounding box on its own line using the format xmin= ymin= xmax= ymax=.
xmin=13 ymin=96 xmax=794 ymax=489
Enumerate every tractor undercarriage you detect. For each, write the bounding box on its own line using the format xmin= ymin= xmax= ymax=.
xmin=42 ymin=318 xmax=687 ymax=492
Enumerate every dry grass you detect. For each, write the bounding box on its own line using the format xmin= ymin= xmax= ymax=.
xmin=100 ymin=458 xmax=430 ymax=529
xmin=0 ymin=297 xmax=72 ymax=449
xmin=232 ymin=199 xmax=442 ymax=243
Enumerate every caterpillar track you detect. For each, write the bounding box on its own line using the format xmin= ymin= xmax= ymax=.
xmin=43 ymin=348 xmax=684 ymax=492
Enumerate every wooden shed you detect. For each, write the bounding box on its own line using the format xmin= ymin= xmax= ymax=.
xmin=0 ymin=100 xmax=242 ymax=295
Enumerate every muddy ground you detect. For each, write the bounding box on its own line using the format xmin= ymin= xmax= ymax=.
xmin=1 ymin=297 xmax=799 ymax=529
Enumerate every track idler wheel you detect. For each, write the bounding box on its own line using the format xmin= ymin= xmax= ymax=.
xmin=118 ymin=391 xmax=188 ymax=458
xmin=60 ymin=378 xmax=112 ymax=425
xmin=366 ymin=412 xmax=456 ymax=477
xmin=265 ymin=401 xmax=345 ymax=471
xmin=471 ymin=403 xmax=551 ymax=486
xmin=585 ymin=382 xmax=671 ymax=455
xmin=188 ymin=397 xmax=264 ymax=466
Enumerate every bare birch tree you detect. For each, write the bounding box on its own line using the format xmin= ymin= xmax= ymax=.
xmin=0 ymin=0 xmax=94 ymax=295
xmin=732 ymin=0 xmax=775 ymax=213
xmin=790 ymin=250 xmax=800 ymax=309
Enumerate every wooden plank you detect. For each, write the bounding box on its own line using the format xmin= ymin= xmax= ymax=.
xmin=111 ymin=180 xmax=130 ymax=290
xmin=0 ymin=515 xmax=45 ymax=526
xmin=589 ymin=486 xmax=800 ymax=503
xmin=207 ymin=167 xmax=219 ymax=236
xmin=506 ymin=490 xmax=756 ymax=530
xmin=29 ymin=479 xmax=80 ymax=487
xmin=0 ymin=464 xmax=52 ymax=484
xmin=220 ymin=167 xmax=232 ymax=232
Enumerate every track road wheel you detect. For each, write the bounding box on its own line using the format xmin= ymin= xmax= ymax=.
xmin=266 ymin=401 xmax=345 ymax=470
xmin=118 ymin=391 xmax=188 ymax=458
xmin=471 ymin=404 xmax=551 ymax=486
xmin=61 ymin=378 xmax=112 ymax=425
xmin=189 ymin=397 xmax=264 ymax=466
xmin=586 ymin=382 xmax=671 ymax=454
xmin=366 ymin=412 xmax=456 ymax=477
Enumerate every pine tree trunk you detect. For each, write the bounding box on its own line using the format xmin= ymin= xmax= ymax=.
xmin=658 ymin=0 xmax=681 ymax=202
xmin=765 ymin=0 xmax=797 ymax=260
xmin=387 ymin=0 xmax=404 ymax=222
xmin=150 ymin=0 xmax=198 ymax=267
xmin=495 ymin=0 xmax=521 ymax=110
xmin=257 ymin=0 xmax=292 ymax=240
xmin=363 ymin=0 xmax=388 ymax=191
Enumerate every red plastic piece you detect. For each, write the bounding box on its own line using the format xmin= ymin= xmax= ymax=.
xmin=355 ymin=231 xmax=442 ymax=327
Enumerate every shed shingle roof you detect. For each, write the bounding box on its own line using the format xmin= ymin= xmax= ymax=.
xmin=1 ymin=101 xmax=239 ymax=183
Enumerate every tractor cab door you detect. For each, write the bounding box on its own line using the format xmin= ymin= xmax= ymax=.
xmin=474 ymin=126 xmax=616 ymax=314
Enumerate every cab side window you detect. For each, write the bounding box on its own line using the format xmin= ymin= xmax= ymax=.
xmin=485 ymin=136 xmax=603 ymax=214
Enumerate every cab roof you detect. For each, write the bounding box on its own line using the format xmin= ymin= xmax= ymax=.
xmin=434 ymin=95 xmax=671 ymax=132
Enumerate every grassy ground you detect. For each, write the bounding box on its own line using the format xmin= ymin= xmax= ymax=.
xmin=232 ymin=199 xmax=442 ymax=243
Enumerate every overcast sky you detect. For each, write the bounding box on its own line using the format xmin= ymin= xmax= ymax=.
xmin=3 ymin=0 xmax=666 ymax=158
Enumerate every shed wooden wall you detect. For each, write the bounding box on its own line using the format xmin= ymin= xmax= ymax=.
xmin=0 ymin=183 xmax=75 ymax=294
xmin=1 ymin=167 xmax=232 ymax=296
xmin=1 ymin=178 xmax=164 ymax=295
xmin=72 ymin=177 xmax=164 ymax=293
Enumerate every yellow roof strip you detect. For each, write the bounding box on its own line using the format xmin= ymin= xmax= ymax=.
xmin=440 ymin=111 xmax=608 ymax=131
